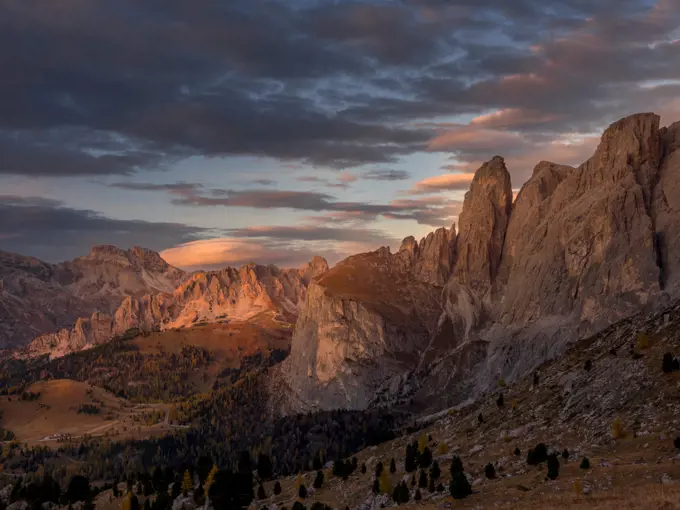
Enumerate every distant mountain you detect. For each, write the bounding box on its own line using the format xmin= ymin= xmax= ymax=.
xmin=274 ymin=112 xmax=680 ymax=414
xmin=0 ymin=245 xmax=186 ymax=350
xmin=22 ymin=254 xmax=329 ymax=358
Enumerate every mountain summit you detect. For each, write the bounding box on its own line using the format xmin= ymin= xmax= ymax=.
xmin=275 ymin=112 xmax=680 ymax=414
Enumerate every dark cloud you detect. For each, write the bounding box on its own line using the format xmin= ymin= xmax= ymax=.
xmin=2 ymin=0 xmax=678 ymax=180
xmin=362 ymin=169 xmax=411 ymax=181
xmin=0 ymin=195 xmax=209 ymax=262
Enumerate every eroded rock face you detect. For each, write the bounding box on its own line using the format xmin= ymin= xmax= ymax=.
xmin=498 ymin=113 xmax=662 ymax=331
xmin=275 ymin=249 xmax=446 ymax=412
xmin=652 ymin=121 xmax=680 ymax=292
xmin=24 ymin=256 xmax=328 ymax=358
xmin=451 ymin=156 xmax=513 ymax=296
xmin=279 ymin=112 xmax=680 ymax=414
xmin=0 ymin=246 xmax=186 ymax=349
xmin=395 ymin=225 xmax=456 ymax=286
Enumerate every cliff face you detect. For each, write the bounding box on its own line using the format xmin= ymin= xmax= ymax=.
xmin=278 ymin=112 xmax=680 ymax=413
xmin=24 ymin=256 xmax=329 ymax=358
xmin=0 ymin=246 xmax=186 ymax=350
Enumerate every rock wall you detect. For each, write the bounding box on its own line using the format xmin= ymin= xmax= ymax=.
xmin=24 ymin=256 xmax=329 ymax=358
xmin=278 ymin=112 xmax=680 ymax=414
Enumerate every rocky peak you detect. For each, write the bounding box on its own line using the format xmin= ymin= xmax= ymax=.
xmin=398 ymin=236 xmax=418 ymax=258
xmin=87 ymin=245 xmax=128 ymax=259
xmin=414 ymin=225 xmax=456 ymax=286
xmin=128 ymin=246 xmax=173 ymax=272
xmin=579 ymin=113 xmax=662 ymax=207
xmin=305 ymin=256 xmax=330 ymax=276
xmin=451 ymin=156 xmax=512 ymax=295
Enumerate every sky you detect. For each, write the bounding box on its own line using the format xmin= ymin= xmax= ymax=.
xmin=1 ymin=0 xmax=680 ymax=270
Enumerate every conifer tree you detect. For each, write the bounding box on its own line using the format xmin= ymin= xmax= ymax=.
xmin=418 ymin=469 xmax=427 ymax=488
xmin=378 ymin=468 xmax=392 ymax=494
xmin=313 ymin=470 xmax=324 ymax=489
xmin=389 ymin=458 xmax=396 ymax=474
xmin=181 ymin=470 xmax=193 ymax=496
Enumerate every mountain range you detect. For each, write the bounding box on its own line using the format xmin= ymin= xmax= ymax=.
xmin=2 ymin=112 xmax=679 ymax=418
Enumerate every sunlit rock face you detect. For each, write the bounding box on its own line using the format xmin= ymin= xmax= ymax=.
xmin=4 ymin=245 xmax=328 ymax=357
xmin=277 ymin=112 xmax=680 ymax=413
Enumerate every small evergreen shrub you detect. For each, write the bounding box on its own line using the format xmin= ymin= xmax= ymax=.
xmin=526 ymin=443 xmax=548 ymax=465
xmin=360 ymin=463 xmax=367 ymax=474
xmin=546 ymin=454 xmax=559 ymax=480
xmin=257 ymin=484 xmax=266 ymax=500
xmin=313 ymin=470 xmax=324 ymax=489
xmin=449 ymin=456 xmax=472 ymax=499
xmin=274 ymin=481 xmax=282 ymax=495
xmin=584 ymin=359 xmax=593 ymax=371
xmin=562 ymin=449 xmax=569 ymax=460
xmin=663 ymin=353 xmax=680 ymax=373
xmin=611 ymin=418 xmax=627 ymax=440
xmin=636 ymin=332 xmax=650 ymax=350
xmin=389 ymin=458 xmax=396 ymax=474
xmin=496 ymin=394 xmax=504 ymax=407
xmin=429 ymin=460 xmax=440 ymax=481
xmin=484 ymin=463 xmax=496 ymax=479
xmin=414 ymin=488 xmax=422 ymax=501
xmin=298 ymin=484 xmax=307 ymax=499
xmin=674 ymin=437 xmax=680 ymax=450
xmin=580 ymin=457 xmax=590 ymax=469
xmin=514 ymin=447 xmax=521 ymax=456
xmin=418 ymin=469 xmax=428 ymax=488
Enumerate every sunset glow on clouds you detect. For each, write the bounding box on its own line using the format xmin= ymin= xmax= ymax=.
xmin=1 ymin=0 xmax=680 ymax=268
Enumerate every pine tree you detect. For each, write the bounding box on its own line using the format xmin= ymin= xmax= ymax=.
xmin=427 ymin=475 xmax=435 ymax=493
xmin=204 ymin=465 xmax=218 ymax=494
xmin=378 ymin=468 xmax=391 ymax=494
xmin=181 ymin=470 xmax=193 ymax=496
xmin=514 ymin=447 xmax=521 ymax=456
xmin=429 ymin=460 xmax=440 ymax=481
xmin=449 ymin=457 xmax=472 ymax=500
xmin=547 ymin=454 xmax=560 ymax=480
xmin=360 ymin=463 xmax=367 ymax=475
xmin=112 ymin=480 xmax=120 ymax=498
xmin=419 ymin=447 xmax=432 ymax=468
xmin=562 ymin=449 xmax=569 ymax=461
xmin=298 ymin=484 xmax=307 ymax=499
xmin=418 ymin=434 xmax=428 ymax=454
xmin=389 ymin=458 xmax=396 ymax=474
xmin=418 ymin=469 xmax=427 ymax=488
xmin=414 ymin=489 xmax=422 ymax=501
xmin=496 ymin=393 xmax=504 ymax=407
xmin=404 ymin=443 xmax=418 ymax=473
xmin=580 ymin=457 xmax=590 ymax=469
xmin=274 ymin=481 xmax=282 ymax=495
xmin=257 ymin=454 xmax=273 ymax=480
xmin=484 ymin=463 xmax=495 ymax=479
xmin=374 ymin=461 xmax=383 ymax=478
xmin=312 ymin=452 xmax=323 ymax=471
xmin=257 ymin=484 xmax=266 ymax=500
xmin=313 ymin=470 xmax=324 ymax=489
xmin=372 ymin=479 xmax=379 ymax=494
xmin=450 ymin=456 xmax=463 ymax=476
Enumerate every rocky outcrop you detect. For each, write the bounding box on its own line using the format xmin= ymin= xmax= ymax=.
xmin=395 ymin=225 xmax=456 ymax=286
xmin=279 ymin=112 xmax=680 ymax=414
xmin=275 ymin=249 xmax=446 ymax=412
xmin=24 ymin=256 xmax=329 ymax=358
xmin=652 ymin=120 xmax=680 ymax=291
xmin=0 ymin=246 xmax=186 ymax=349
xmin=451 ymin=156 xmax=512 ymax=296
